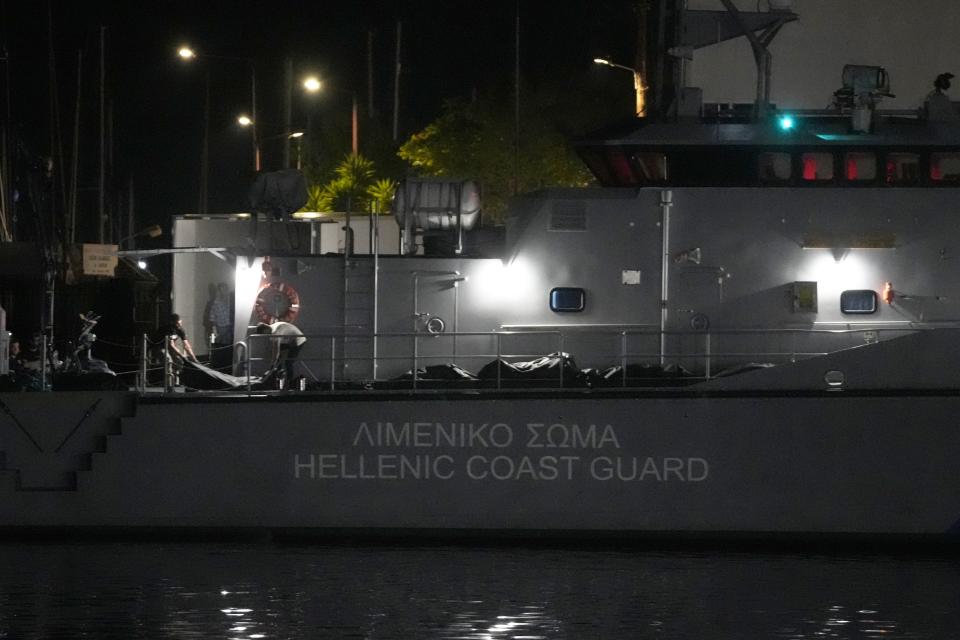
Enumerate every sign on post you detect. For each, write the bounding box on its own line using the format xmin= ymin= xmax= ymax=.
xmin=82 ymin=243 xmax=118 ymax=277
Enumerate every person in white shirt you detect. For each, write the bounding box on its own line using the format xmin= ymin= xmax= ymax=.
xmin=255 ymin=321 xmax=306 ymax=387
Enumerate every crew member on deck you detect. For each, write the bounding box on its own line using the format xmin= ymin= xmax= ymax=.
xmin=151 ymin=314 xmax=197 ymax=386
xmin=255 ymin=321 xmax=306 ymax=388
xmin=925 ymin=72 xmax=958 ymax=122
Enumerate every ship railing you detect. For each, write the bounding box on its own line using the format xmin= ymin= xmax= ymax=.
xmin=231 ymin=325 xmax=921 ymax=395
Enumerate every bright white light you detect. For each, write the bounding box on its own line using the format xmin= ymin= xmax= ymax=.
xmin=470 ymin=258 xmax=537 ymax=310
xmin=237 ymin=115 xmax=253 ymax=126
xmin=798 ymin=251 xmax=877 ymax=296
xmin=288 ymin=131 xmax=304 ymax=138
xmin=235 ymin=258 xmax=265 ymax=318
xmin=137 ymin=259 xmax=148 ymax=270
xmin=177 ymin=46 xmax=196 ymax=60
xmin=303 ymin=76 xmax=322 ymax=93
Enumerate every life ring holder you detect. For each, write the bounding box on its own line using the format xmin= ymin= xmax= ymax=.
xmin=255 ymin=281 xmax=301 ymax=323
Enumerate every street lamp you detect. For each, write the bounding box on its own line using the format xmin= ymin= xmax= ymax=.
xmin=177 ymin=44 xmax=260 ymax=205
xmin=302 ymin=74 xmax=358 ymax=155
xmin=594 ymin=57 xmax=646 ymax=118
xmin=289 ymin=131 xmax=305 ymax=169
xmin=118 ymin=224 xmax=162 ymax=250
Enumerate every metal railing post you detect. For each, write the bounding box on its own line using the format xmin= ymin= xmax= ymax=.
xmin=329 ymin=336 xmax=336 ymax=391
xmin=163 ymin=338 xmax=172 ymax=393
xmin=558 ymin=332 xmax=565 ymax=388
xmin=705 ymin=332 xmax=712 ymax=379
xmin=141 ymin=333 xmax=148 ymax=392
xmin=412 ymin=333 xmax=418 ymax=391
xmin=41 ymin=335 xmax=48 ymax=391
xmin=245 ymin=338 xmax=252 ymax=395
xmin=496 ymin=333 xmax=502 ymax=390
xmin=621 ymin=331 xmax=627 ymax=388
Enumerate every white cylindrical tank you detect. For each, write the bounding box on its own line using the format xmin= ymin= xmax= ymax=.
xmin=393 ymin=179 xmax=481 ymax=232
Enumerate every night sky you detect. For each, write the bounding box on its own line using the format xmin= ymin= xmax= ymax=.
xmin=2 ymin=0 xmax=639 ymax=237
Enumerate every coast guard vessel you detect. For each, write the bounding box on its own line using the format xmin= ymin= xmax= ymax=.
xmin=3 ymin=1 xmax=960 ymax=539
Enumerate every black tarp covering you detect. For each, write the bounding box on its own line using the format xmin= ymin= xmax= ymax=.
xmin=588 ymin=363 xmax=694 ymax=388
xmin=476 ymin=352 xmax=581 ymax=387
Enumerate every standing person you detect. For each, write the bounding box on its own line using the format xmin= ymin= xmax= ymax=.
xmin=206 ymin=283 xmax=234 ymax=371
xmin=151 ymin=314 xmax=197 ymax=387
xmin=255 ymin=321 xmax=306 ymax=388
xmin=925 ymin=72 xmax=958 ymax=122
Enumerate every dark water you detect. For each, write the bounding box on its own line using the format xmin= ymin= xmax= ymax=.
xmin=1 ymin=542 xmax=958 ymax=639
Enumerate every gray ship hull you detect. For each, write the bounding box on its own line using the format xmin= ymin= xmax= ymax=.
xmin=3 ymin=390 xmax=958 ymax=538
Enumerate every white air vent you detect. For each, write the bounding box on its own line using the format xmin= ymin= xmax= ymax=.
xmin=549 ymin=203 xmax=587 ymax=232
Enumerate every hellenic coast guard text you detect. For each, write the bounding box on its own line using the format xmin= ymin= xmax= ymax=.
xmin=293 ymin=422 xmax=709 ymax=482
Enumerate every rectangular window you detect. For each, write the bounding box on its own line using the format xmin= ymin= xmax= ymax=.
xmin=801 ymin=152 xmax=834 ymax=181
xmin=550 ymin=287 xmax=586 ymax=312
xmin=759 ymin=152 xmax=791 ymax=181
xmin=930 ymin=152 xmax=960 ymax=182
xmin=840 ymin=289 xmax=878 ymax=314
xmin=885 ymin=152 xmax=920 ymax=184
xmin=630 ymin=152 xmax=668 ymax=182
xmin=845 ymin=152 xmax=877 ymax=181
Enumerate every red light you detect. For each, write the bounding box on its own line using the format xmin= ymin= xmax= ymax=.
xmin=882 ymin=282 xmax=894 ymax=304
xmin=931 ymin=160 xmax=943 ymax=181
xmin=802 ymin=156 xmax=817 ymax=180
xmin=846 ymin=157 xmax=858 ymax=180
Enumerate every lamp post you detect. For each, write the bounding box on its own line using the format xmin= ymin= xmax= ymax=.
xmin=303 ymin=74 xmax=358 ymax=155
xmin=177 ymin=45 xmax=259 ymax=209
xmin=236 ymin=115 xmax=262 ymax=171
xmin=290 ymin=131 xmax=304 ymax=170
xmin=594 ymin=57 xmax=646 ymax=118
xmin=118 ymin=224 xmax=162 ymax=250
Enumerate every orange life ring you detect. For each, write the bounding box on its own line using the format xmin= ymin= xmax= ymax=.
xmin=255 ymin=282 xmax=301 ymax=323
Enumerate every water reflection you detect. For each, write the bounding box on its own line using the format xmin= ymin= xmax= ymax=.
xmin=0 ymin=543 xmax=957 ymax=639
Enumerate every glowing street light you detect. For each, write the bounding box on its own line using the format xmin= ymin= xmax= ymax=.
xmin=177 ymin=44 xmax=259 ymax=173
xmin=594 ymin=57 xmax=646 ymax=118
xmin=302 ymin=74 xmax=358 ymax=154
xmin=237 ymin=115 xmax=253 ymax=127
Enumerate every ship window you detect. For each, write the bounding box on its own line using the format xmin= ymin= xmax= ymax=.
xmin=930 ymin=152 xmax=960 ymax=182
xmin=606 ymin=149 xmax=638 ymax=185
xmin=759 ymin=152 xmax=791 ymax=181
xmin=801 ymin=152 xmax=834 ymax=181
xmin=840 ymin=289 xmax=878 ymax=314
xmin=550 ymin=287 xmax=585 ymax=312
xmin=885 ymin=152 xmax=920 ymax=184
xmin=845 ymin=152 xmax=877 ymax=181
xmin=630 ymin=152 xmax=668 ymax=182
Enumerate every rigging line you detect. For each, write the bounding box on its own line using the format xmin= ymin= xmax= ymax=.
xmin=54 ymin=398 xmax=101 ymax=453
xmin=0 ymin=398 xmax=44 ymax=452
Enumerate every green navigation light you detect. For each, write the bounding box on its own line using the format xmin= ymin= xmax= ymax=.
xmin=778 ymin=115 xmax=795 ymax=131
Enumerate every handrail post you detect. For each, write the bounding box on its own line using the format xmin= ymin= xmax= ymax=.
xmin=496 ymin=333 xmax=502 ymax=390
xmin=163 ymin=336 xmax=172 ymax=393
xmin=621 ymin=331 xmax=627 ymax=388
xmin=330 ymin=336 xmax=336 ymax=391
xmin=245 ymin=338 xmax=252 ymax=395
xmin=412 ymin=333 xmax=418 ymax=391
xmin=41 ymin=334 xmax=48 ymax=391
xmin=141 ymin=333 xmax=148 ymax=392
xmin=558 ymin=332 xmax=564 ymax=388
xmin=705 ymin=332 xmax=712 ymax=379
